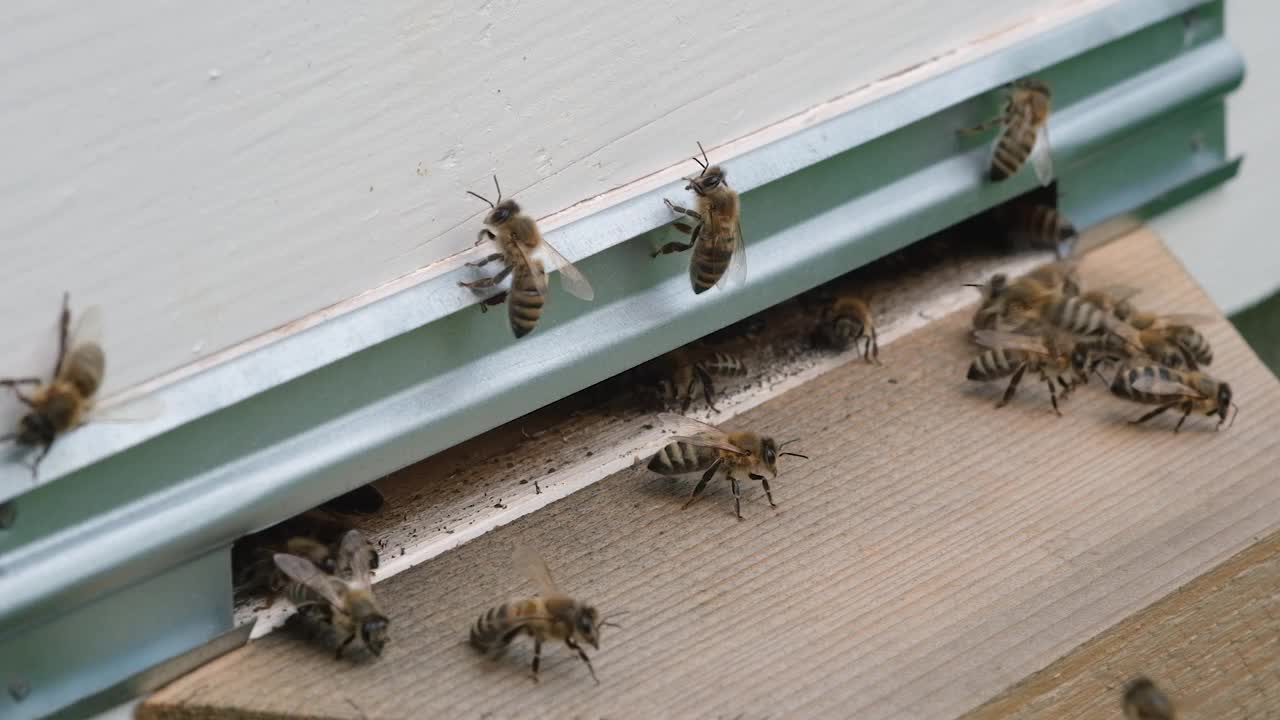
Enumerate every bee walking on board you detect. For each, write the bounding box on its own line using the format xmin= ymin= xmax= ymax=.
xmin=471 ymin=545 xmax=616 ymax=684
xmin=959 ymin=78 xmax=1054 ymax=185
xmin=1123 ymin=676 xmax=1176 ymax=720
xmin=641 ymin=413 xmax=808 ymax=520
xmin=273 ymin=529 xmax=389 ymax=659
xmin=651 ymin=347 xmax=748 ymax=413
xmin=0 ymin=293 xmax=156 ymax=478
xmin=966 ymin=329 xmax=1091 ymax=415
xmin=1110 ymin=364 xmax=1236 ymax=432
xmin=814 ymin=296 xmax=880 ymax=364
xmin=459 ymin=175 xmax=595 ymax=338
xmin=653 ymin=142 xmax=747 ymax=294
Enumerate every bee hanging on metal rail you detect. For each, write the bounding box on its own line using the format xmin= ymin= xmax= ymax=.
xmin=470 ymin=545 xmax=617 ymax=684
xmin=273 ymin=529 xmax=389 ymax=659
xmin=641 ymin=413 xmax=808 ymax=520
xmin=460 ymin=175 xmax=595 ymax=338
xmin=959 ymin=78 xmax=1054 ymax=185
xmin=653 ymin=142 xmax=747 ymax=294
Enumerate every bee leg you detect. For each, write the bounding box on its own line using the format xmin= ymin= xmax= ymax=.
xmin=755 ymin=475 xmax=777 ymax=508
xmin=651 ymin=239 xmax=695 ymax=258
xmin=55 ymin=292 xmax=71 ymax=377
xmin=478 ymin=292 xmax=508 ymax=314
xmin=467 ymin=252 xmax=506 ymax=268
xmin=565 ymin=637 xmax=599 ymax=685
xmin=869 ymin=325 xmax=881 ymax=365
xmin=995 ymin=364 xmax=1027 ymax=409
xmin=957 ymin=115 xmax=1003 ymax=137
xmin=530 ymin=637 xmax=543 ymax=683
xmin=27 ymin=441 xmax=55 ymax=480
xmin=458 ymin=263 xmax=513 ymax=291
xmin=474 ymin=229 xmax=497 ymax=246
xmin=1043 ymin=373 xmax=1062 ymax=417
xmin=693 ymin=364 xmax=718 ymax=412
xmin=663 ymin=199 xmax=703 ymax=222
xmin=1174 ymin=401 xmax=1194 ymax=433
xmin=683 ymin=458 xmax=723 ymax=510
xmin=1130 ymin=403 xmax=1176 ymax=427
xmin=729 ymin=475 xmax=743 ymax=520
xmin=335 ymin=633 xmax=355 ymax=660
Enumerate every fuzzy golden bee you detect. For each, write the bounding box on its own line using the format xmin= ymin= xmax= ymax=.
xmin=967 ymin=329 xmax=1092 ymax=415
xmin=1110 ymin=364 xmax=1236 ymax=432
xmin=814 ymin=296 xmax=880 ymax=364
xmin=459 ymin=176 xmax=595 ymax=338
xmin=960 ymin=78 xmax=1054 ymax=184
xmin=642 ymin=413 xmax=807 ymax=520
xmin=471 ymin=545 xmax=615 ymax=683
xmin=2 ymin=294 xmax=106 ymax=476
xmin=1123 ymin=676 xmax=1176 ymax=720
xmin=273 ymin=529 xmax=389 ymax=659
xmin=653 ymin=142 xmax=747 ymax=294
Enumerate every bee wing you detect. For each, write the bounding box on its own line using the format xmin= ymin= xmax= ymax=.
xmin=336 ymin=530 xmax=374 ymax=589
xmin=272 ymin=553 xmax=347 ymax=607
xmin=68 ymin=304 xmax=104 ymax=353
xmin=513 ymin=544 xmax=560 ymax=596
xmin=1157 ymin=313 xmax=1216 ymax=327
xmin=1090 ymin=285 xmax=1142 ymax=303
xmin=654 ymin=412 xmax=749 ymax=455
xmin=531 ymin=241 xmax=594 ymax=301
xmin=508 ymin=241 xmax=551 ymax=299
xmin=1128 ymin=373 xmax=1205 ymax=398
xmin=972 ymin=329 xmax=1050 ymax=355
xmin=1030 ymin=124 xmax=1055 ymax=186
xmin=712 ymin=222 xmax=748 ymax=291
xmin=84 ymin=393 xmax=166 ymax=424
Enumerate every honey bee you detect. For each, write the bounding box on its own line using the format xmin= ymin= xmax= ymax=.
xmin=1110 ymin=364 xmax=1236 ymax=432
xmin=1123 ymin=676 xmax=1176 ymax=720
xmin=1113 ymin=305 xmax=1214 ymax=368
xmin=967 ymin=265 xmax=1081 ymax=332
xmin=459 ymin=176 xmax=595 ymax=338
xmin=273 ymin=529 xmax=389 ymax=659
xmin=470 ymin=545 xmax=615 ymax=683
xmin=960 ymin=78 xmax=1054 ymax=185
xmin=1 ymin=294 xmax=104 ymax=476
xmin=650 ymin=347 xmax=748 ymax=412
xmin=653 ymin=142 xmax=747 ymax=294
xmin=967 ymin=273 xmax=1010 ymax=330
xmin=966 ymin=329 xmax=1091 ymax=415
xmin=642 ymin=413 xmax=808 ymax=519
xmin=814 ymin=296 xmax=880 ymax=364
xmin=997 ymin=199 xmax=1078 ymax=259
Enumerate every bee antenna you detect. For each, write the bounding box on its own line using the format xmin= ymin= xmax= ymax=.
xmin=492 ymin=174 xmax=503 ymax=203
xmin=466 ymin=190 xmax=495 ymax=209
xmin=693 ymin=141 xmax=709 ymax=171
xmin=962 ymin=283 xmax=985 ymax=288
xmin=780 ymin=452 xmax=809 ymax=460
xmin=1228 ymin=402 xmax=1240 ymax=429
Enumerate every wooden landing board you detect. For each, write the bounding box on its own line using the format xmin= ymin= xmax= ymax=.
xmin=142 ymin=229 xmax=1280 ymax=720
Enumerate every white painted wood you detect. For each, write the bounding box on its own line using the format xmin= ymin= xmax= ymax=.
xmin=0 ymin=0 xmax=1071 ymax=402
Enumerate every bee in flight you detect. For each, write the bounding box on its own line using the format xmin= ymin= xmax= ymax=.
xmin=471 ymin=545 xmax=616 ymax=683
xmin=959 ymin=78 xmax=1054 ymax=185
xmin=0 ymin=293 xmax=160 ymax=478
xmin=1123 ymin=676 xmax=1176 ymax=720
xmin=967 ymin=329 xmax=1092 ymax=415
xmin=652 ymin=142 xmax=747 ymax=294
xmin=1110 ymin=364 xmax=1236 ymax=432
xmin=273 ymin=529 xmax=389 ymax=659
xmin=459 ymin=175 xmax=595 ymax=338
xmin=814 ymin=296 xmax=880 ymax=364
xmin=641 ymin=413 xmax=808 ymax=519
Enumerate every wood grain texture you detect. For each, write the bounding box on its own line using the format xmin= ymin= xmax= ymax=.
xmin=0 ymin=0 xmax=1076 ymax=402
xmin=141 ymin=229 xmax=1280 ymax=719
xmin=964 ymin=530 xmax=1280 ymax=719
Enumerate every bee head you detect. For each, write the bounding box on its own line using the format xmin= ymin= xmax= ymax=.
xmin=687 ymin=165 xmax=726 ymax=196
xmin=763 ymin=437 xmax=809 ymax=477
xmin=576 ymin=605 xmax=601 ymax=649
xmin=361 ymin=613 xmax=390 ymax=656
xmin=15 ymin=412 xmax=54 ymax=447
xmin=1216 ymin=382 xmax=1233 ymax=421
xmin=1069 ymin=346 xmax=1090 ymax=382
xmin=1015 ymin=78 xmax=1051 ymax=98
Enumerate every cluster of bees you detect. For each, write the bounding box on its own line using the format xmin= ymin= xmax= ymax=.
xmin=0 ymin=76 xmax=1221 ymax=707
xmin=965 ymin=261 xmax=1236 ymax=430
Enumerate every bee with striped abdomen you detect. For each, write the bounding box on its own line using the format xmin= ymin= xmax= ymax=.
xmin=471 ymin=545 xmax=614 ymax=683
xmin=1110 ymin=364 xmax=1236 ymax=432
xmin=642 ymin=413 xmax=808 ymax=520
xmin=1112 ymin=305 xmax=1215 ymax=369
xmin=1123 ymin=676 xmax=1176 ymax=719
xmin=814 ymin=296 xmax=880 ymax=364
xmin=960 ymin=78 xmax=1054 ymax=185
xmin=651 ymin=347 xmax=748 ymax=413
xmin=459 ymin=176 xmax=595 ymax=338
xmin=653 ymin=142 xmax=747 ymax=294
xmin=273 ymin=529 xmax=389 ymax=659
xmin=996 ymin=199 xmax=1078 ymax=259
xmin=966 ymin=329 xmax=1091 ymax=415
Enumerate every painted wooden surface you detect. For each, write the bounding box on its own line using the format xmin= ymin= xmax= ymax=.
xmin=0 ymin=0 xmax=1077 ymax=405
xmin=141 ymin=229 xmax=1280 ymax=718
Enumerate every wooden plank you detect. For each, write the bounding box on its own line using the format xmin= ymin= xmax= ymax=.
xmin=141 ymin=228 xmax=1280 ymax=719
xmin=964 ymin=530 xmax=1280 ymax=719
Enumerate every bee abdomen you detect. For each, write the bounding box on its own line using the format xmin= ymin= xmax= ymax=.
xmin=1171 ymin=327 xmax=1213 ymax=366
xmin=967 ymin=349 xmax=1027 ymax=381
xmin=691 ymin=238 xmax=733 ymax=294
xmin=1110 ymin=365 xmax=1179 ymax=404
xmin=507 ymin=266 xmax=544 ymax=338
xmin=647 ymin=441 xmax=717 ymax=475
xmin=1046 ymin=297 xmax=1106 ymax=335
xmin=990 ymin=123 xmax=1037 ymax=181
xmin=701 ymin=352 xmax=747 ymax=377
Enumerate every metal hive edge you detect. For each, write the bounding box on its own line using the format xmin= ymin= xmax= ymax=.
xmin=0 ymin=1 xmax=1242 ymax=718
